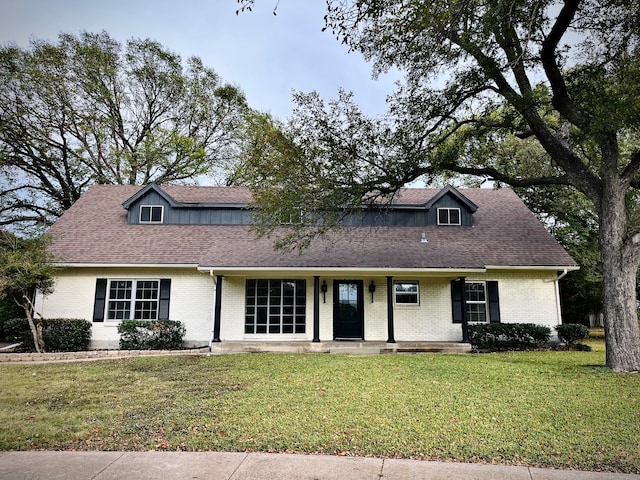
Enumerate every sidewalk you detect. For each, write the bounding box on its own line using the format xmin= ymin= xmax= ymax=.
xmin=0 ymin=451 xmax=638 ymax=480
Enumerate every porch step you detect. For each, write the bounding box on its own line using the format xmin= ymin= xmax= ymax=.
xmin=328 ymin=346 xmax=383 ymax=355
xmin=209 ymin=341 xmax=471 ymax=355
xmin=381 ymin=342 xmax=472 ymax=354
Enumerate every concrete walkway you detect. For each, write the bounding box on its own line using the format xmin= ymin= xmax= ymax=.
xmin=0 ymin=451 xmax=638 ymax=480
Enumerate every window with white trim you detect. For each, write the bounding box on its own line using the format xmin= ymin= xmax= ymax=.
xmin=394 ymin=281 xmax=419 ymax=305
xmin=140 ymin=205 xmax=164 ymax=223
xmin=107 ymin=279 xmax=160 ymax=320
xmin=437 ymin=207 xmax=461 ymax=225
xmin=465 ymin=281 xmax=487 ymax=322
xmin=245 ymin=279 xmax=306 ymax=334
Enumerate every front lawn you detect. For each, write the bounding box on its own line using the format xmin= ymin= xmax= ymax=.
xmin=1 ymin=342 xmax=638 ymax=473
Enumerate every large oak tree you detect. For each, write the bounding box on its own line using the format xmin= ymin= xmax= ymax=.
xmin=238 ymin=0 xmax=640 ymax=371
xmin=0 ymin=31 xmax=250 ymax=232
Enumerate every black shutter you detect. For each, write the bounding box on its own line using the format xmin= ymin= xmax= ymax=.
xmin=487 ymin=281 xmax=501 ymax=323
xmin=159 ymin=279 xmax=171 ymax=319
xmin=93 ymin=278 xmax=107 ymax=322
xmin=451 ymin=279 xmax=463 ymax=323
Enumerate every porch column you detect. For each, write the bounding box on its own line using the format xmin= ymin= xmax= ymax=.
xmin=313 ymin=276 xmax=320 ymax=342
xmin=460 ymin=276 xmax=469 ymax=343
xmin=386 ymin=276 xmax=396 ymax=343
xmin=213 ymin=274 xmax=224 ymax=343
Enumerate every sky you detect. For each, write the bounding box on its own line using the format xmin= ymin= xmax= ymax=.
xmin=0 ymin=0 xmax=400 ymax=120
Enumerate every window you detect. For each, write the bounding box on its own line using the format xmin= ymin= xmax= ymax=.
xmin=394 ymin=281 xmax=419 ymax=305
xmin=107 ymin=279 xmax=159 ymax=320
xmin=437 ymin=207 xmax=461 ymax=225
xmin=245 ymin=279 xmax=306 ymax=334
xmin=140 ymin=205 xmax=164 ymax=223
xmin=465 ymin=282 xmax=487 ymax=322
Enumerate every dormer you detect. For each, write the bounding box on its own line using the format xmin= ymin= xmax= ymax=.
xmin=423 ymin=185 xmax=478 ymax=227
xmin=122 ymin=183 xmax=252 ymax=225
xmin=122 ymin=183 xmax=175 ymax=225
xmin=355 ymin=185 xmax=478 ymax=227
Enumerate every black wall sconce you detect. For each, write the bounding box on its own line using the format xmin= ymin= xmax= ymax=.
xmin=321 ymin=280 xmax=328 ymax=303
xmin=369 ymin=280 xmax=376 ymax=303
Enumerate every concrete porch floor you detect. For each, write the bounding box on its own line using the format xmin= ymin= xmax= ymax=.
xmin=209 ymin=341 xmax=471 ymax=355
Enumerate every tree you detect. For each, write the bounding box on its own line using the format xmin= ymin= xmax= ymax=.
xmin=0 ymin=232 xmax=57 ymax=352
xmin=0 ymin=31 xmax=250 ymax=233
xmin=238 ymin=1 xmax=640 ymax=371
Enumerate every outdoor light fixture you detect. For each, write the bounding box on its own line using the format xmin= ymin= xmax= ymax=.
xmin=421 ymin=232 xmax=428 ymax=243
xmin=321 ymin=280 xmax=328 ymax=303
xmin=369 ymin=280 xmax=376 ymax=303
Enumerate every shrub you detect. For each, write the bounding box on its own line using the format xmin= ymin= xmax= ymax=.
xmin=0 ymin=297 xmax=24 ymax=340
xmin=3 ymin=318 xmax=91 ymax=352
xmin=468 ymin=323 xmax=551 ymax=351
xmin=556 ymin=323 xmax=589 ymax=346
xmin=118 ymin=319 xmax=186 ymax=350
xmin=42 ymin=318 xmax=92 ymax=352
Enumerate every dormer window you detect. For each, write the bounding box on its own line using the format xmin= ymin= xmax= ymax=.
xmin=140 ymin=205 xmax=164 ymax=224
xmin=437 ymin=207 xmax=461 ymax=225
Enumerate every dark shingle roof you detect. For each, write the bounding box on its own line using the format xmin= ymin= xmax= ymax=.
xmin=47 ymin=184 xmax=577 ymax=270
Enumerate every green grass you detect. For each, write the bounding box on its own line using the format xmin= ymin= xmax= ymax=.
xmin=1 ymin=341 xmax=639 ymax=473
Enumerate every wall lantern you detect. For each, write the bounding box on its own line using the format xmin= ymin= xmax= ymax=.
xmin=369 ymin=280 xmax=376 ymax=303
xmin=321 ymin=280 xmax=328 ymax=303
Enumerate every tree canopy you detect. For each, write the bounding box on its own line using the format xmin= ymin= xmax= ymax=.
xmin=0 ymin=31 xmax=250 ymax=233
xmin=238 ymin=0 xmax=640 ymax=371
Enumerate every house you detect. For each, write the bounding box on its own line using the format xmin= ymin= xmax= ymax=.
xmin=36 ymin=183 xmax=578 ymax=351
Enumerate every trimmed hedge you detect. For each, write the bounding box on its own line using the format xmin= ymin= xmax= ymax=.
xmin=118 ymin=319 xmax=186 ymax=350
xmin=556 ymin=323 xmax=589 ymax=346
xmin=3 ymin=318 xmax=91 ymax=352
xmin=468 ymin=323 xmax=551 ymax=351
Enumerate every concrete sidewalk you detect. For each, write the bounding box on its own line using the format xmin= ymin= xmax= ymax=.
xmin=0 ymin=451 xmax=638 ymax=480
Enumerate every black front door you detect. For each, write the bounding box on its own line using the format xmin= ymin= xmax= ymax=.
xmin=333 ymin=280 xmax=364 ymax=340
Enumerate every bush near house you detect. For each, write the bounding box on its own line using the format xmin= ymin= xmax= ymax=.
xmin=468 ymin=323 xmax=551 ymax=351
xmin=3 ymin=318 xmax=91 ymax=352
xmin=556 ymin=323 xmax=590 ymax=351
xmin=556 ymin=323 xmax=589 ymax=344
xmin=118 ymin=319 xmax=186 ymax=350
xmin=0 ymin=297 xmax=24 ymax=340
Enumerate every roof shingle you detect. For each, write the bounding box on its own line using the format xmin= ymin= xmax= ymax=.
xmin=47 ymin=185 xmax=577 ymax=270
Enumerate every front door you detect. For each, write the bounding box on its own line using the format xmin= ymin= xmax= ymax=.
xmin=333 ymin=280 xmax=364 ymax=340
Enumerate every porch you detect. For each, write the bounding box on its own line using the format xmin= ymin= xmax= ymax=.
xmin=209 ymin=341 xmax=471 ymax=355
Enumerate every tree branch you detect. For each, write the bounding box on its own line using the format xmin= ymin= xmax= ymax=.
xmin=540 ymin=0 xmax=592 ymax=129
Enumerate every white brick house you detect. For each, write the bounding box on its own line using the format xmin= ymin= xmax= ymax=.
xmin=36 ymin=183 xmax=578 ymax=350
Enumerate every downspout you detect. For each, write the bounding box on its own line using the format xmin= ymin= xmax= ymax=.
xmin=554 ymin=269 xmax=568 ymax=328
xmin=208 ymin=269 xmax=216 ymax=351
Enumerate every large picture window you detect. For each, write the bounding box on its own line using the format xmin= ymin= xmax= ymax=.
xmin=107 ymin=279 xmax=160 ymax=320
xmin=465 ymin=281 xmax=487 ymax=322
xmin=245 ymin=279 xmax=306 ymax=334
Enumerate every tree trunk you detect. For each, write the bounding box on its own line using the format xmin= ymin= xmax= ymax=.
xmin=22 ymin=294 xmax=45 ymax=353
xmin=599 ymin=180 xmax=640 ymax=372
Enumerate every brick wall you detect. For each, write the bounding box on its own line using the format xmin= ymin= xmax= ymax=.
xmin=36 ymin=267 xmax=214 ymax=349
xmin=36 ymin=268 xmax=563 ymax=347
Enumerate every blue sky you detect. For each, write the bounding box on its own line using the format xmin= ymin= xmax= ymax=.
xmin=0 ymin=0 xmax=399 ymax=120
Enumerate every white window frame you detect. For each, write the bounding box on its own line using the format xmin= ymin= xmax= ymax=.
xmin=437 ymin=207 xmax=461 ymax=225
xmin=394 ymin=281 xmax=420 ymax=305
xmin=106 ymin=279 xmax=160 ymax=321
xmin=465 ymin=281 xmax=488 ymax=322
xmin=139 ymin=205 xmax=164 ymax=224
